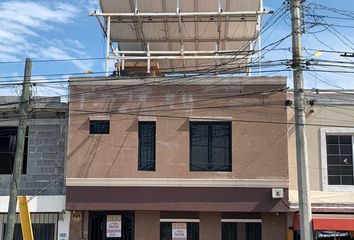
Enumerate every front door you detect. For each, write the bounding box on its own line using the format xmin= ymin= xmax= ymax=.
xmin=89 ymin=211 xmax=134 ymax=240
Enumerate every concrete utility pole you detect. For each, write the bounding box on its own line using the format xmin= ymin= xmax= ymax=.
xmin=290 ymin=1 xmax=313 ymax=240
xmin=5 ymin=58 xmax=32 ymax=240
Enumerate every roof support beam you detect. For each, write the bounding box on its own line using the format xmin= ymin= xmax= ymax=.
xmin=129 ymin=0 xmax=146 ymax=50
xmin=194 ymin=0 xmax=199 ymax=69
xmin=90 ymin=10 xmax=273 ymax=17
xmin=216 ymin=0 xmax=222 ymax=51
xmin=115 ymin=37 xmax=255 ymax=43
xmin=161 ymin=0 xmax=173 ymax=70
xmin=176 ymin=0 xmax=185 ymax=69
xmin=115 ymin=50 xmax=252 ymax=55
xmin=105 ymin=16 xmax=111 ymax=76
xmin=110 ymin=55 xmax=251 ymax=60
xmin=96 ymin=16 xmax=116 ymax=56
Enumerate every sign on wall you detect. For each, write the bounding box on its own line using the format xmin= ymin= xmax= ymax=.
xmin=172 ymin=223 xmax=187 ymax=240
xmin=106 ymin=215 xmax=122 ymax=238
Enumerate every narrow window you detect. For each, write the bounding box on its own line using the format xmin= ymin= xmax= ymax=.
xmin=138 ymin=122 xmax=156 ymax=171
xmin=89 ymin=120 xmax=110 ymax=134
xmin=190 ymin=122 xmax=231 ymax=172
xmin=222 ymin=222 xmax=237 ymax=240
xmin=326 ymin=135 xmax=353 ymax=185
xmin=0 ymin=127 xmax=28 ymax=174
xmin=246 ymin=223 xmax=262 ymax=240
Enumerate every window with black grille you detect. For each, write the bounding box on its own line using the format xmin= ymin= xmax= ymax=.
xmin=0 ymin=127 xmax=28 ymax=174
xmin=222 ymin=222 xmax=237 ymax=240
xmin=89 ymin=120 xmax=110 ymax=134
xmin=326 ymin=135 xmax=353 ymax=185
xmin=190 ymin=122 xmax=231 ymax=172
xmin=222 ymin=222 xmax=261 ymax=240
xmin=3 ymin=223 xmax=55 ymax=240
xmin=138 ymin=122 xmax=156 ymax=171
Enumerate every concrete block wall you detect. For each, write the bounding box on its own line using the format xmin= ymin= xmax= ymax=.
xmin=0 ymin=119 xmax=67 ymax=196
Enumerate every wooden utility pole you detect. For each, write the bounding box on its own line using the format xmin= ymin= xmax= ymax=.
xmin=290 ymin=1 xmax=313 ymax=240
xmin=5 ymin=58 xmax=32 ymax=240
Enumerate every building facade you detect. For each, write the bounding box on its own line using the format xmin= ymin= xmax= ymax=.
xmin=66 ymin=76 xmax=289 ymax=240
xmin=287 ymin=93 xmax=354 ymax=239
xmin=0 ymin=97 xmax=69 ymax=240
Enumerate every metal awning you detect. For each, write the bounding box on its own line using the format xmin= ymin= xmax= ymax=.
xmin=293 ymin=213 xmax=354 ymax=231
xmin=91 ymin=0 xmax=271 ymax=74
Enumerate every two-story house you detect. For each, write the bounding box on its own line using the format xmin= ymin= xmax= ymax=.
xmin=288 ymin=92 xmax=354 ymax=239
xmin=66 ymin=76 xmax=289 ymax=240
xmin=0 ymin=97 xmax=69 ymax=240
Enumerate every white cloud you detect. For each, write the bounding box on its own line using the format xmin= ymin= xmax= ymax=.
xmin=85 ymin=0 xmax=99 ymax=12
xmin=41 ymin=46 xmax=92 ymax=71
xmin=0 ymin=1 xmax=91 ymax=72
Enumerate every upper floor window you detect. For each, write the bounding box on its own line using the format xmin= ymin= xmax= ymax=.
xmin=326 ymin=135 xmax=353 ymax=185
xmin=138 ymin=121 xmax=156 ymax=171
xmin=190 ymin=122 xmax=232 ymax=172
xmin=0 ymin=127 xmax=28 ymax=174
xmin=89 ymin=120 xmax=110 ymax=134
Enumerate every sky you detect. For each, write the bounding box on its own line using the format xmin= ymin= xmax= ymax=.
xmin=0 ymin=0 xmax=354 ymax=98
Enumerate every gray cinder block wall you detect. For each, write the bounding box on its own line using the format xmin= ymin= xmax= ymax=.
xmin=0 ymin=97 xmax=67 ymax=196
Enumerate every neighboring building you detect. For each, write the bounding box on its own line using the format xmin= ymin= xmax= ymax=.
xmin=0 ymin=97 xmax=69 ymax=240
xmin=287 ymin=92 xmax=354 ymax=239
xmin=66 ymin=76 xmax=289 ymax=240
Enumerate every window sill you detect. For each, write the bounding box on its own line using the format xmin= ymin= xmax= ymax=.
xmin=189 ymin=170 xmax=232 ymax=173
xmin=323 ymin=185 xmax=354 ymax=192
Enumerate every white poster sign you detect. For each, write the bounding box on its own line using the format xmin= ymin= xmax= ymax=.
xmin=172 ymin=223 xmax=187 ymax=240
xmin=106 ymin=215 xmax=121 ymax=238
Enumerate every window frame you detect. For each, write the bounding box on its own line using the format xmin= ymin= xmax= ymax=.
xmin=89 ymin=120 xmax=110 ymax=135
xmin=0 ymin=126 xmax=28 ymax=175
xmin=320 ymin=128 xmax=354 ymax=192
xmin=221 ymin=219 xmax=262 ymax=240
xmin=189 ymin=121 xmax=232 ymax=172
xmin=138 ymin=121 xmax=156 ymax=171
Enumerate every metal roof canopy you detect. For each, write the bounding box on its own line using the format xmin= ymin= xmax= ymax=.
xmin=91 ymin=0 xmax=271 ymax=74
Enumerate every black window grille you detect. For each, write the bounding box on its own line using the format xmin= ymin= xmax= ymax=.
xmin=3 ymin=223 xmax=55 ymax=240
xmin=222 ymin=222 xmax=237 ymax=240
xmin=222 ymin=222 xmax=261 ymax=240
xmin=89 ymin=120 xmax=110 ymax=134
xmin=0 ymin=127 xmax=28 ymax=174
xmin=190 ymin=122 xmax=231 ymax=172
xmin=246 ymin=223 xmax=262 ymax=240
xmin=326 ymin=135 xmax=354 ymax=185
xmin=138 ymin=122 xmax=156 ymax=171
xmin=160 ymin=222 xmax=199 ymax=240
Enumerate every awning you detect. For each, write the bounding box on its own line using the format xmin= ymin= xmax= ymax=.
xmin=293 ymin=213 xmax=354 ymax=231
xmin=66 ymin=186 xmax=289 ymax=212
xmin=313 ymin=217 xmax=354 ymax=231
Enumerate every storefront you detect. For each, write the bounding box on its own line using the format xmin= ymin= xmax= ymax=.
xmin=66 ymin=186 xmax=289 ymax=240
xmin=293 ymin=213 xmax=354 ymax=240
xmin=0 ymin=196 xmax=70 ymax=240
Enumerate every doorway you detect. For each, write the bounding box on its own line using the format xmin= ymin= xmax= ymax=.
xmin=88 ymin=211 xmax=134 ymax=240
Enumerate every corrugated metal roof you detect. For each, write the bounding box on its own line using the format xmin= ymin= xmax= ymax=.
xmin=99 ymin=0 xmax=261 ymax=72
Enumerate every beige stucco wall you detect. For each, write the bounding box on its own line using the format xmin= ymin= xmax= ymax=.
xmin=135 ymin=211 xmax=160 ymax=240
xmin=200 ymin=212 xmax=221 ymax=240
xmin=67 ymin=78 xmax=288 ymax=181
xmin=262 ymin=213 xmax=288 ymax=240
xmin=288 ymin=104 xmax=354 ymax=205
